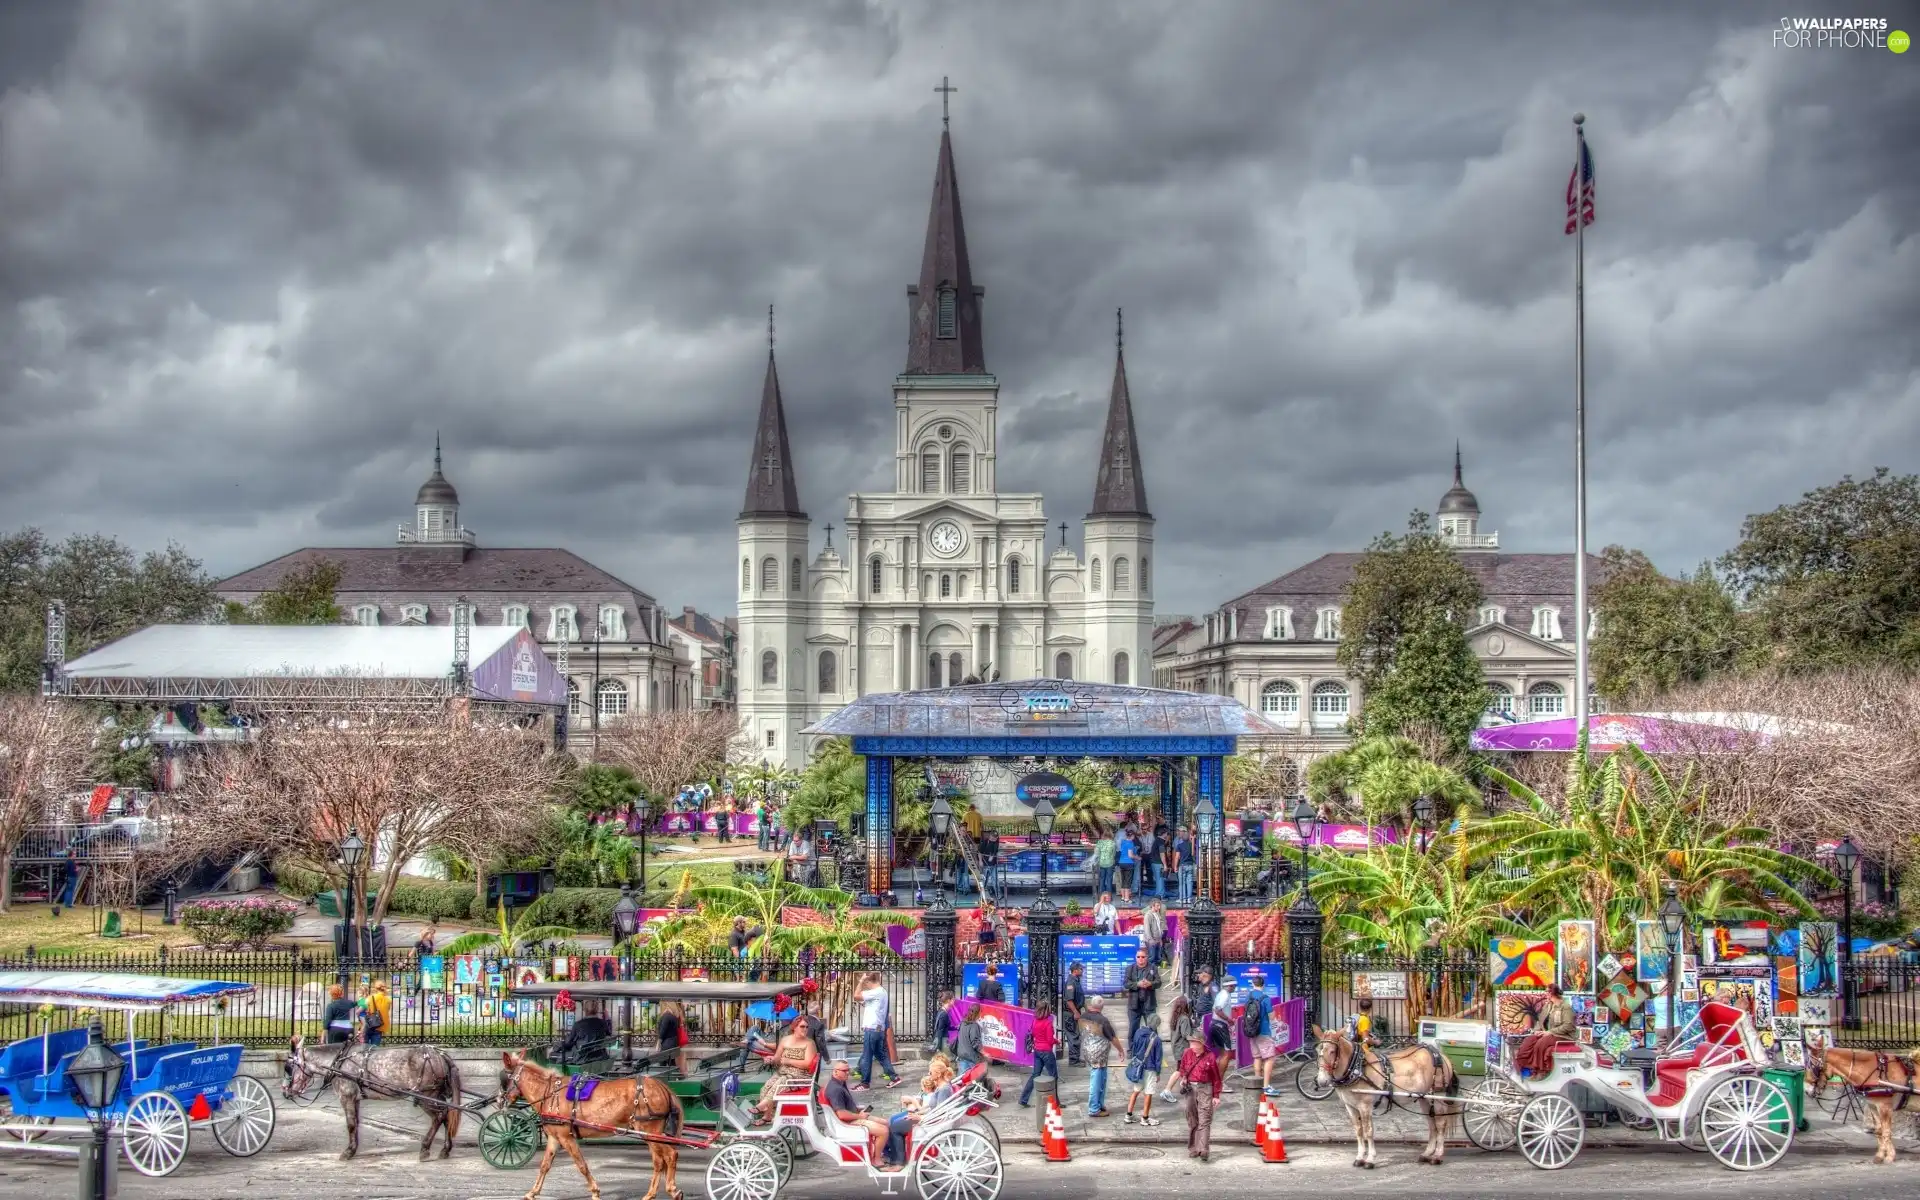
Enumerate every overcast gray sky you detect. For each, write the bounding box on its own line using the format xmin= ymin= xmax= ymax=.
xmin=3 ymin=0 xmax=1916 ymax=619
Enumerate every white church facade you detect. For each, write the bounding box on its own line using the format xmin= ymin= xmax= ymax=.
xmin=736 ymin=125 xmax=1155 ymax=768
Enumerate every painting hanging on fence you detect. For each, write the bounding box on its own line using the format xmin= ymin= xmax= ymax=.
xmin=1704 ymin=922 xmax=1771 ymax=969
xmin=1599 ymin=972 xmax=1651 ymax=1024
xmin=1557 ymin=920 xmax=1597 ymax=993
xmin=1496 ymin=989 xmax=1549 ymax=1035
xmin=1635 ymin=921 xmax=1672 ymax=983
xmin=1800 ymin=997 xmax=1833 ymax=1026
xmin=1798 ymin=922 xmax=1840 ymax=996
xmin=1490 ymin=937 xmax=1556 ymax=989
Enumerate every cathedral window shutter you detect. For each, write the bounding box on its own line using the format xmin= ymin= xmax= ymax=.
xmin=1113 ymin=651 xmax=1130 ymax=686
xmin=762 ymin=557 xmax=779 ymax=593
xmin=791 ymin=557 xmax=802 ymax=593
xmin=870 ymin=556 xmax=884 ymax=596
xmin=921 ymin=449 xmax=941 ymax=492
xmin=1091 ymin=558 xmax=1102 ymax=591
xmin=950 ymin=447 xmax=970 ymax=493
xmin=937 ymin=287 xmax=957 ymax=338
xmin=1114 ymin=557 xmax=1130 ymax=592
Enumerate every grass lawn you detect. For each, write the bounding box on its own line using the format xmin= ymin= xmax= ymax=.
xmin=0 ymin=903 xmax=210 ymax=956
xmin=644 ymin=856 xmax=769 ymax=896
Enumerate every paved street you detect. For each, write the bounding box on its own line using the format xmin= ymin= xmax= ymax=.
xmin=1 ymin=1095 xmax=1916 ymax=1200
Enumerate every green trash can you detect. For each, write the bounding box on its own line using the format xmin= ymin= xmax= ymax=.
xmin=1761 ymin=1066 xmax=1808 ymax=1133
xmin=1418 ymin=1019 xmax=1490 ymax=1081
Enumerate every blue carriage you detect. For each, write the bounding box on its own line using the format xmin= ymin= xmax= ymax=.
xmin=0 ymin=972 xmax=276 ymax=1176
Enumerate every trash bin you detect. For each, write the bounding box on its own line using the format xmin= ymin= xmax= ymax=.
xmin=1761 ymin=1066 xmax=1808 ymax=1133
xmin=1417 ymin=1018 xmax=1489 ymax=1081
xmin=1030 ymin=1075 xmax=1056 ymax=1138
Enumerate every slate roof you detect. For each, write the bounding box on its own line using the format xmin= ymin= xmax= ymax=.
xmin=1220 ymin=551 xmax=1608 ymax=640
xmin=1088 ymin=335 xmax=1150 ymax=518
xmin=216 ymin=547 xmax=663 ymax=640
xmin=903 ymin=130 xmax=987 ymax=375
xmin=805 ymin=679 xmax=1280 ymax=739
xmin=670 ymin=608 xmax=734 ymax=645
xmin=740 ymin=342 xmax=806 ymax=519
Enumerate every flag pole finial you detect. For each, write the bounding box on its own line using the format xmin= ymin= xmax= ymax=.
xmin=1573 ymin=112 xmax=1585 ymax=126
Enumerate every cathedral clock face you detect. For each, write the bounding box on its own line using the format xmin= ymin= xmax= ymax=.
xmin=927 ymin=520 xmax=966 ymax=558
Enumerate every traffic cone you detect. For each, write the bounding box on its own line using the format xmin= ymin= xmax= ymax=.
xmin=1042 ymin=1094 xmax=1072 ymax=1162
xmin=1261 ymin=1096 xmax=1290 ymax=1164
xmin=1251 ymin=1091 xmax=1271 ymax=1149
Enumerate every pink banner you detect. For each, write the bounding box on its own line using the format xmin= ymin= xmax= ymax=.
xmin=886 ymin=923 xmax=926 ymax=958
xmin=944 ymin=998 xmax=1036 ymax=1068
xmin=1203 ymin=995 xmax=1303 ymax=1069
xmin=654 ymin=811 xmax=759 ymax=837
xmin=1266 ymin=823 xmax=1401 ymax=850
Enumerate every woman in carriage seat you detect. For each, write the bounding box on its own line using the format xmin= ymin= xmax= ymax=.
xmin=751 ymin=1017 xmax=822 ymax=1122
xmin=881 ymin=1055 xmax=960 ymax=1171
xmin=1515 ymin=984 xmax=1577 ymax=1077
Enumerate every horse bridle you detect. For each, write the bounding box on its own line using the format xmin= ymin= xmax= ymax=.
xmin=1319 ymin=1032 xmax=1377 ymax=1089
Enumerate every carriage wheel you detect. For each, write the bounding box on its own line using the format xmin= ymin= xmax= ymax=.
xmin=1515 ymin=1093 xmax=1583 ymax=1170
xmin=1698 ymin=1075 xmax=1793 ymax=1171
xmin=121 ymin=1091 xmax=190 ymax=1177
xmin=956 ymin=1114 xmax=1002 ymax=1158
xmin=765 ymin=1130 xmax=794 ymax=1186
xmin=706 ymin=1141 xmax=781 ymax=1200
xmin=0 ymin=1114 xmax=54 ymax=1143
xmin=210 ymin=1076 xmax=276 ymax=1157
xmin=1295 ymin=1066 xmax=1334 ymax=1102
xmin=780 ymin=1124 xmax=817 ymax=1159
xmin=1461 ymin=1075 xmax=1528 ymax=1152
xmin=478 ymin=1106 xmax=541 ymax=1170
xmin=914 ymin=1127 xmax=1002 ymax=1200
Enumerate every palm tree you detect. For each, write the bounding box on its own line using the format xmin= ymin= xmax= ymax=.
xmin=441 ymin=897 xmax=579 ymax=959
xmin=1306 ymin=733 xmax=1479 ymax=826
xmin=1054 ymin=757 xmax=1124 ymax=836
xmin=1481 ymin=738 xmax=1831 ymax=946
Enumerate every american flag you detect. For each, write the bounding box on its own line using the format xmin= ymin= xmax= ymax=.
xmin=1565 ymin=136 xmax=1595 ymax=234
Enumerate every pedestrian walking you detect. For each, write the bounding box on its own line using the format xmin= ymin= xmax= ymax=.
xmin=1078 ymin=996 xmax=1124 ymax=1118
xmin=955 ymin=1003 xmax=987 ymax=1077
xmin=854 ymin=972 xmax=902 ymax=1089
xmin=1064 ymin=962 xmax=1087 ymax=1067
xmin=1174 ymin=826 xmax=1196 ymax=904
xmin=1116 ymin=824 xmax=1137 ymax=903
xmin=1123 ymin=949 xmax=1159 ymax=1042
xmin=1143 ymin=899 xmax=1169 ymax=973
xmin=929 ymin=989 xmax=957 ymax=1056
xmin=1175 ymin=1030 xmax=1225 ymax=1161
xmin=1168 ymin=994 xmax=1197 ymax=1048
xmin=1017 ymin=1001 xmax=1059 ymax=1107
xmin=1094 ymin=830 xmax=1117 ymax=902
xmin=1124 ymin=1015 xmax=1164 ymax=1126
xmin=1243 ymin=971 xmax=1279 ymax=1094
xmin=1138 ymin=822 xmax=1162 ymax=900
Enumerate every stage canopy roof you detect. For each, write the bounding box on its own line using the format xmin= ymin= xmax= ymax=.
xmin=805 ymin=679 xmax=1279 ymax=757
xmin=59 ymin=624 xmax=566 ymax=710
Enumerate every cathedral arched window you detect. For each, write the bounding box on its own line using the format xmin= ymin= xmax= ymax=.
xmin=1007 ymin=557 xmax=1021 ymax=595
xmin=949 ymin=652 xmax=963 ymax=684
xmin=869 ymin=556 xmax=884 ymax=596
xmin=1114 ymin=557 xmax=1131 ymax=592
xmin=818 ymin=650 xmax=837 ymax=695
xmin=1054 ymin=651 xmax=1074 ymax=681
xmin=936 ymin=287 xmax=957 ymax=338
xmin=1113 ymin=652 xmax=1130 ymax=686
xmin=1484 ymin=683 xmax=1515 ymax=721
xmin=928 ymin=652 xmax=942 ymax=689
xmin=1311 ymin=681 xmax=1350 ymax=728
xmin=760 ymin=650 xmax=779 ymax=686
xmin=950 ymin=446 xmax=971 ymax=494
xmin=760 ymin=557 xmax=779 ymax=593
xmin=1528 ymin=682 xmax=1567 ymax=716
xmin=596 ymin=679 xmax=629 ymax=717
xmin=921 ymin=449 xmax=941 ymax=493
xmin=1090 ymin=558 xmax=1102 ymax=591
xmin=791 ymin=557 xmax=802 ymax=593
xmin=1261 ymin=681 xmax=1299 ymax=717
xmin=940 ymin=574 xmax=952 ymax=599
xmin=567 ymin=678 xmax=582 ymax=718
xmin=742 ymin=558 xmax=751 ymax=592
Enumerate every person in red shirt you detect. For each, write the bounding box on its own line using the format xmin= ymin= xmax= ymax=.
xmin=1017 ymin=1001 xmax=1059 ymax=1107
xmin=1174 ymin=1030 xmax=1225 ymax=1161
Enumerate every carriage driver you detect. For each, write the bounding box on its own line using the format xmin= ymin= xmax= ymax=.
xmin=553 ymin=1000 xmax=614 ymax=1066
xmin=1515 ymin=983 xmax=1576 ymax=1077
xmin=751 ymin=1016 xmax=821 ymax=1122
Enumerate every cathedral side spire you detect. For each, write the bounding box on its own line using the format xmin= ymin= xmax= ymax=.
xmin=1088 ymin=309 xmax=1150 ymax=518
xmin=904 ymin=116 xmax=987 ymax=375
xmin=740 ymin=310 xmax=806 ymax=519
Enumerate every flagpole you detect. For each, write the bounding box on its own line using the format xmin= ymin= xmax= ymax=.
xmin=1572 ymin=113 xmax=1590 ymax=743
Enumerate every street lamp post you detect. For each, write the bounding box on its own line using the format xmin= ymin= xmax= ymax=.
xmin=1193 ymin=796 xmax=1220 ymax=915
xmin=1412 ymin=793 xmax=1436 ymax=854
xmin=610 ymin=882 xmax=640 ymax=1067
xmin=67 ymin=1018 xmax=125 ymax=1200
xmin=632 ymin=794 xmax=652 ymax=902
xmin=1032 ymin=796 xmax=1057 ymax=912
xmin=1835 ymin=836 xmax=1862 ymax=1031
xmin=1660 ymin=883 xmax=1686 ymax=1044
xmin=1288 ymin=796 xmax=1325 ymax=1029
xmin=927 ymin=795 xmax=954 ymax=914
xmin=337 ymin=826 xmax=366 ymax=986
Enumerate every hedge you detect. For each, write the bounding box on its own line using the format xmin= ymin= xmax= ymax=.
xmin=271 ymin=859 xmax=485 ymax=923
xmin=528 ymin=888 xmax=622 ymax=933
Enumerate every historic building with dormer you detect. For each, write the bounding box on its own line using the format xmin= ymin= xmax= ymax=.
xmin=735 ymin=123 xmax=1155 ymax=768
xmin=1153 ymin=450 xmax=1606 ymax=764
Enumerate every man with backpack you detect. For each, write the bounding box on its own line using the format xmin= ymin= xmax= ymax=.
xmin=1242 ymin=971 xmax=1279 ymax=1095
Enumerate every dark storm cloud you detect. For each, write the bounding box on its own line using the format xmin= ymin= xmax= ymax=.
xmin=2 ymin=0 xmax=1916 ymax=618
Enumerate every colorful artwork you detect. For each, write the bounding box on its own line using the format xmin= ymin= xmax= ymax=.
xmin=480 ymin=999 xmax=496 ymax=1018
xmin=1354 ymin=972 xmax=1408 ymax=1000
xmin=588 ymin=955 xmax=618 ymax=982
xmin=1490 ymin=938 xmax=1556 ymax=989
xmin=455 ymin=995 xmax=476 ymax=1018
xmin=1599 ymin=974 xmax=1651 ymax=1024
xmin=1496 ymin=990 xmax=1548 ymax=1035
xmin=1635 ymin=921 xmax=1672 ymax=983
xmin=1798 ymin=922 xmax=1840 ymax=996
xmin=1557 ymin=920 xmax=1597 ymax=993
xmin=419 ymin=955 xmax=445 ymax=992
xmin=1598 ymin=953 xmax=1622 ymax=980
xmin=1701 ymin=978 xmax=1770 ymax=1023
xmin=1602 ymin=1027 xmax=1634 ymax=1058
xmin=1799 ymin=997 xmax=1833 ymax=1026
xmin=1704 ymin=922 xmax=1771 ymax=969
xmin=551 ymin=956 xmax=572 ymax=981
xmin=1773 ymin=1015 xmax=1802 ymax=1042
xmin=454 ymin=956 xmax=480 ymax=987
xmin=1781 ymin=1040 xmax=1807 ymax=1068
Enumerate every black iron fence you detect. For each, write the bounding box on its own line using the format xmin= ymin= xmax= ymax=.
xmin=0 ymin=947 xmax=925 ymax=1050
xmin=1317 ymin=951 xmax=1491 ymax=1046
xmin=1836 ymin=956 xmax=1920 ymax=1050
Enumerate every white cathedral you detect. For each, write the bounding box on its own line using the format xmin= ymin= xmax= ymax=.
xmin=737 ymin=124 xmax=1155 ymax=768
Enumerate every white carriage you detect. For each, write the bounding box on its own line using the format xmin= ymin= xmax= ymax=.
xmin=703 ymin=1060 xmax=1003 ymax=1200
xmin=1459 ymin=1000 xmax=1795 ymax=1171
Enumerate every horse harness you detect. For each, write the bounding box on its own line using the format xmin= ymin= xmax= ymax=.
xmin=1869 ymin=1053 xmax=1920 ymax=1108
xmin=1331 ymin=1037 xmax=1450 ymax=1104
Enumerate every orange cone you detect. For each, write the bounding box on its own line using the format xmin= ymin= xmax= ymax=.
xmin=1261 ymin=1095 xmax=1290 ymax=1164
xmin=1042 ymin=1094 xmax=1073 ymax=1162
xmin=1252 ymin=1092 xmax=1269 ymax=1148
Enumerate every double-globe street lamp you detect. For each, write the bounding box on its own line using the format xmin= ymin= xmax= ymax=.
xmin=927 ymin=794 xmax=955 ymax=914
xmin=1412 ymin=793 xmax=1436 ymax=853
xmin=1835 ymin=835 xmax=1862 ymax=1031
xmin=337 ymin=826 xmax=366 ymax=986
xmin=1031 ymin=795 xmax=1057 ymax=913
xmin=68 ymin=1018 xmax=125 ymax=1200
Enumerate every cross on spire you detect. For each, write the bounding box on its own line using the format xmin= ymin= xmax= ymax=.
xmin=935 ymin=75 xmax=957 ymax=129
xmin=434 ymin=431 xmax=442 ymax=472
xmin=824 ymin=522 xmax=835 ymax=548
xmin=761 ymin=448 xmax=781 ymax=487
xmin=768 ymin=304 xmax=776 ymax=352
xmin=1116 ymin=307 xmax=1124 ymax=353
xmin=1059 ymin=521 xmax=1068 ymax=549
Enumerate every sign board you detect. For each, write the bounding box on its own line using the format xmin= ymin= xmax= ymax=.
xmin=1354 ymin=971 xmax=1408 ymax=999
xmin=1059 ymin=934 xmax=1140 ymax=995
xmin=1014 ymin=771 xmax=1075 ymax=805
xmin=960 ymin=962 xmax=1021 ymax=1006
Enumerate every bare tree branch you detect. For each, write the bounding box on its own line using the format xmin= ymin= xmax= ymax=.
xmin=591 ymin=709 xmax=746 ymax=804
xmin=0 ymin=695 xmax=93 ymax=910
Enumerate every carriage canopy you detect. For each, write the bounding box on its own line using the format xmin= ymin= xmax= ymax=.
xmin=0 ymin=971 xmax=255 ymax=1011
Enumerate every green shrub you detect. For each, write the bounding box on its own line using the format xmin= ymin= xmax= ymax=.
xmin=385 ymin=876 xmax=483 ymax=923
xmin=270 ymin=859 xmax=330 ymax=899
xmin=531 ymin=888 xmax=622 ymax=932
xmin=181 ymin=897 xmax=302 ymax=949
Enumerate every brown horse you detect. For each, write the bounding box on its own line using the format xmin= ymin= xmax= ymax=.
xmin=283 ymin=1035 xmax=464 ymax=1160
xmin=499 ymin=1050 xmax=685 ymax=1200
xmin=1810 ymin=1044 xmax=1920 ymax=1164
xmin=1312 ymin=1027 xmax=1458 ymax=1168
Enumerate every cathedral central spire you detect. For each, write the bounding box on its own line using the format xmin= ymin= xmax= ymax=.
xmin=740 ymin=305 xmax=807 ymax=519
xmin=904 ymin=119 xmax=987 ymax=375
xmin=1089 ymin=309 xmax=1151 ymax=518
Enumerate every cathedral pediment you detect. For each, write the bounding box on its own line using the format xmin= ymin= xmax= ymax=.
xmin=805 ymin=632 xmax=849 ymax=646
xmin=889 ymin=498 xmax=998 ymax=524
xmin=1044 ymin=632 xmax=1087 ymax=646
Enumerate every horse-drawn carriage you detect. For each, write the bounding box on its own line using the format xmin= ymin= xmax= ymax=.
xmin=1457 ymin=1000 xmax=1796 ymax=1171
xmin=0 ymin=972 xmax=276 ymax=1177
